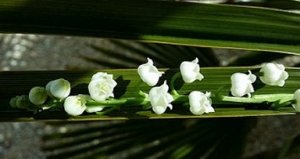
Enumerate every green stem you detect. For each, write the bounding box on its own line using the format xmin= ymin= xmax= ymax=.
xmin=86 ymin=97 xmax=150 ymax=107
xmin=71 ymin=78 xmax=89 ymax=88
xmin=219 ymin=94 xmax=293 ymax=105
xmin=138 ymin=90 xmax=148 ymax=98
xmin=172 ymin=94 xmax=188 ymax=103
xmin=96 ymin=106 xmax=120 ymax=115
xmin=271 ymin=100 xmax=295 ymax=109
xmin=170 ymin=72 xmax=181 ymax=96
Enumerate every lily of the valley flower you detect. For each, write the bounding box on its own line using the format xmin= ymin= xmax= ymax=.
xmin=46 ymin=78 xmax=71 ymax=99
xmin=259 ymin=63 xmax=289 ymax=87
xmin=149 ymin=81 xmax=174 ymax=114
xmin=29 ymin=86 xmax=48 ymax=105
xmin=293 ymin=89 xmax=300 ymax=112
xmin=189 ymin=91 xmax=214 ymax=115
xmin=64 ymin=95 xmax=87 ymax=116
xmin=180 ymin=58 xmax=204 ymax=83
xmin=138 ymin=58 xmax=164 ymax=86
xmin=230 ymin=71 xmax=257 ymax=97
xmin=88 ymin=72 xmax=117 ymax=102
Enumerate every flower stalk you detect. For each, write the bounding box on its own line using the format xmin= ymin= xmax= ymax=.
xmin=8 ymin=60 xmax=298 ymax=116
xmin=170 ymin=72 xmax=181 ymax=96
xmin=219 ymin=94 xmax=293 ymax=105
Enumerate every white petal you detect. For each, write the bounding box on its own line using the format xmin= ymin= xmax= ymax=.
xmin=154 ymin=95 xmax=169 ymax=109
xmin=248 ymin=73 xmax=257 ymax=83
xmin=293 ymin=89 xmax=300 ymax=112
xmin=294 ymin=89 xmax=300 ymax=100
xmin=161 ymin=81 xmax=169 ymax=92
xmin=137 ymin=58 xmax=163 ymax=86
xmin=147 ymin=57 xmax=154 ymax=65
xmin=192 ymin=58 xmax=199 ymax=64
xmin=152 ymin=105 xmax=167 ymax=115
xmin=196 ymin=73 xmax=204 ymax=81
xmin=231 ymin=72 xmax=256 ymax=97
xmin=204 ymin=105 xmax=215 ymax=113
xmin=277 ymin=81 xmax=285 ymax=87
xmin=259 ymin=63 xmax=288 ymax=87
xmin=180 ymin=59 xmax=203 ymax=84
xmin=166 ymin=94 xmax=174 ymax=103
xmin=149 ymin=81 xmax=173 ymax=115
xmin=86 ymin=106 xmax=105 ymax=113
xmin=64 ymin=96 xmax=86 ymax=116
xmin=45 ymin=80 xmax=54 ymax=98
xmin=91 ymin=72 xmax=108 ymax=81
xmin=189 ymin=91 xmax=213 ymax=115
xmin=190 ymin=105 xmax=205 ymax=115
xmin=167 ymin=104 xmax=173 ymax=110
xmin=88 ymin=73 xmax=117 ymax=102
xmin=282 ymin=71 xmax=289 ymax=80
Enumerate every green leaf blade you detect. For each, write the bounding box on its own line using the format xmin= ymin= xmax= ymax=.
xmin=0 ymin=1 xmax=299 ymax=53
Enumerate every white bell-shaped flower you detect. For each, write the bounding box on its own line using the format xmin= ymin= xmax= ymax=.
xmin=138 ymin=58 xmax=164 ymax=86
xmin=29 ymin=86 xmax=48 ymax=105
xmin=88 ymin=72 xmax=117 ymax=102
xmin=230 ymin=71 xmax=257 ymax=97
xmin=259 ymin=63 xmax=288 ymax=87
xmin=180 ymin=58 xmax=204 ymax=83
xmin=46 ymin=78 xmax=71 ymax=99
xmin=292 ymin=89 xmax=300 ymax=112
xmin=189 ymin=91 xmax=214 ymax=115
xmin=64 ymin=95 xmax=87 ymax=116
xmin=149 ymin=81 xmax=174 ymax=114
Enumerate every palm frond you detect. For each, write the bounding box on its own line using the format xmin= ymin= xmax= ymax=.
xmin=42 ymin=119 xmax=253 ymax=159
xmin=0 ymin=1 xmax=299 ymax=53
xmin=80 ymin=40 xmax=219 ymax=69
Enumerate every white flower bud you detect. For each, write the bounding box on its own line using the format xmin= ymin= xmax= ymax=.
xmin=259 ymin=63 xmax=288 ymax=87
xmin=88 ymin=72 xmax=117 ymax=102
xmin=64 ymin=95 xmax=87 ymax=116
xmin=46 ymin=80 xmax=54 ymax=98
xmin=180 ymin=58 xmax=204 ymax=83
xmin=46 ymin=78 xmax=71 ymax=99
xmin=138 ymin=58 xmax=164 ymax=86
xmin=149 ymin=81 xmax=174 ymax=114
xmin=29 ymin=87 xmax=48 ymax=105
xmin=293 ymin=89 xmax=300 ymax=112
xmin=189 ymin=91 xmax=214 ymax=115
xmin=230 ymin=71 xmax=256 ymax=97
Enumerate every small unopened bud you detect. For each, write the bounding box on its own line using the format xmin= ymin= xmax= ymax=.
xmin=16 ymin=95 xmax=31 ymax=109
xmin=9 ymin=97 xmax=18 ymax=108
xmin=29 ymin=87 xmax=48 ymax=105
xmin=46 ymin=78 xmax=71 ymax=99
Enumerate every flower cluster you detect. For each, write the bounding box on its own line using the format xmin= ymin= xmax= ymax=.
xmin=10 ymin=78 xmax=71 ymax=109
xmin=230 ymin=63 xmax=289 ymax=98
xmin=138 ymin=57 xmax=213 ymax=115
xmin=10 ymin=73 xmax=117 ymax=116
xmin=9 ymin=58 xmax=299 ymax=116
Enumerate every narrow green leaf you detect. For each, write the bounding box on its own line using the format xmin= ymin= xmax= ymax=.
xmin=0 ymin=0 xmax=299 ymax=53
xmin=0 ymin=67 xmax=299 ymax=120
